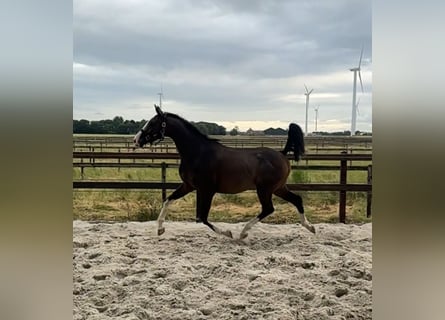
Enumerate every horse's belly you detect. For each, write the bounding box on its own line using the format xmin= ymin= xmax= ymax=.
xmin=216 ymin=179 xmax=255 ymax=194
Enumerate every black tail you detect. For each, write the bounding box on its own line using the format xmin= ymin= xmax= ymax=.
xmin=281 ymin=123 xmax=305 ymax=161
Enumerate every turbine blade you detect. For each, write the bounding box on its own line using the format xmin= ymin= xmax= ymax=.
xmin=358 ymin=71 xmax=364 ymax=93
xmin=304 ymin=84 xmax=308 ymax=93
xmin=309 ymin=89 xmax=314 ymax=95
xmin=359 ymin=45 xmax=364 ymax=68
xmin=356 ymin=97 xmax=361 ymax=115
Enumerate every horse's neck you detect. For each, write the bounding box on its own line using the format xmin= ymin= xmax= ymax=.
xmin=167 ymin=120 xmax=211 ymax=159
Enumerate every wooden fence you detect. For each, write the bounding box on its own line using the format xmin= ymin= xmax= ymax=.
xmin=73 ymin=135 xmax=372 ymax=154
xmin=73 ymin=151 xmax=372 ymax=223
xmin=73 ymin=135 xmax=372 ymax=146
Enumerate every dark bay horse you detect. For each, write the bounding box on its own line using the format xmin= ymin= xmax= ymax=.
xmin=134 ymin=105 xmax=315 ymax=239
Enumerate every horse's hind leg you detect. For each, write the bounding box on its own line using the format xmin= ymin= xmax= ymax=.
xmin=157 ymin=183 xmax=193 ymax=236
xmin=197 ymin=190 xmax=233 ymax=238
xmin=239 ymin=188 xmax=274 ymax=239
xmin=274 ymin=187 xmax=315 ymax=234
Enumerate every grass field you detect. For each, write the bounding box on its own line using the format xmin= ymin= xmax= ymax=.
xmin=73 ymin=160 xmax=372 ymax=224
xmin=73 ymin=134 xmax=372 ymax=224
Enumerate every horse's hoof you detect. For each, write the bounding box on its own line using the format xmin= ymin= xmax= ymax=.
xmin=240 ymin=232 xmax=248 ymax=240
xmin=222 ymin=230 xmax=233 ymax=238
xmin=157 ymin=227 xmax=165 ymax=236
xmin=307 ymin=225 xmax=316 ymax=234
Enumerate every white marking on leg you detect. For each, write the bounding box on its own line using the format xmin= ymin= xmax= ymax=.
xmin=299 ymin=213 xmax=308 ymax=226
xmin=240 ymin=217 xmax=260 ymax=239
xmin=157 ymin=200 xmax=171 ymax=235
xmin=212 ymin=225 xmax=233 ymax=238
xmin=213 ymin=225 xmax=222 ymax=234
xmin=300 ymin=213 xmax=316 ymax=234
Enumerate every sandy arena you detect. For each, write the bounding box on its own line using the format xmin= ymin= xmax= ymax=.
xmin=73 ymin=221 xmax=372 ymax=319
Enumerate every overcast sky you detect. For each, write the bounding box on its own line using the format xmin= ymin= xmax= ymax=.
xmin=74 ymin=0 xmax=372 ymax=132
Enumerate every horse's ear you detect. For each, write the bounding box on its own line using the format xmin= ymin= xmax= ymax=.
xmin=154 ymin=104 xmax=164 ymax=116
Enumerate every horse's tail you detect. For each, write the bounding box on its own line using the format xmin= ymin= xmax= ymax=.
xmin=281 ymin=123 xmax=305 ymax=161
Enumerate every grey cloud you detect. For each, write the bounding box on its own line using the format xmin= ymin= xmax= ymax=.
xmin=74 ymin=0 xmax=372 ymax=131
xmin=74 ymin=0 xmax=371 ymax=76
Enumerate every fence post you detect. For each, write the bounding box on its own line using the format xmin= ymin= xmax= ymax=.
xmin=118 ymin=148 xmax=121 ymax=172
xmin=161 ymin=162 xmax=167 ymax=202
xmin=367 ymin=165 xmax=372 ymax=217
xmin=339 ymin=151 xmax=347 ymax=223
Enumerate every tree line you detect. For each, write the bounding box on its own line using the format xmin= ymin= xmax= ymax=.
xmin=73 ymin=117 xmax=227 ymax=135
xmin=73 ymin=117 xmax=371 ymax=136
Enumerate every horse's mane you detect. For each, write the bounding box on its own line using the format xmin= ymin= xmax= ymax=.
xmin=165 ymin=113 xmax=219 ymax=142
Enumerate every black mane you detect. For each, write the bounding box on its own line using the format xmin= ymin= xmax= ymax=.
xmin=165 ymin=112 xmax=219 ymax=142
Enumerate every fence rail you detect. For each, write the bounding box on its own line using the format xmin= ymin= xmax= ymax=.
xmin=73 ymin=145 xmax=372 ymax=154
xmin=73 ymin=135 xmax=372 ymax=146
xmin=72 ymin=151 xmax=372 ymax=223
xmin=73 ymin=135 xmax=372 ymax=154
xmin=73 ymin=151 xmax=372 ymax=161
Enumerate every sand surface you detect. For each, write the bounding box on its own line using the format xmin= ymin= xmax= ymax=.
xmin=73 ymin=221 xmax=372 ymax=319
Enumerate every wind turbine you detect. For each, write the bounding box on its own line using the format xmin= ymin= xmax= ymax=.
xmin=304 ymin=84 xmax=314 ymax=136
xmin=157 ymin=84 xmax=164 ymax=108
xmin=356 ymin=97 xmax=361 ymax=116
xmin=350 ymin=46 xmax=364 ymax=136
xmin=314 ymin=105 xmax=319 ymax=133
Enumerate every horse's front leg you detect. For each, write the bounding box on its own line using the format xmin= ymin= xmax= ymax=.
xmin=197 ymin=190 xmax=233 ymax=238
xmin=157 ymin=183 xmax=194 ymax=236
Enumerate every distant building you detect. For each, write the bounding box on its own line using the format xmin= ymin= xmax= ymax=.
xmin=246 ymin=128 xmax=265 ymax=136
xmin=264 ymin=127 xmax=287 ymax=135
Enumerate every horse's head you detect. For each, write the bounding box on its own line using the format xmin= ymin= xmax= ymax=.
xmin=133 ymin=105 xmax=167 ymax=148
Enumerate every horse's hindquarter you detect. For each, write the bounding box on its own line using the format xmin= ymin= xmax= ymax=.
xmin=254 ymin=148 xmax=290 ymax=186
